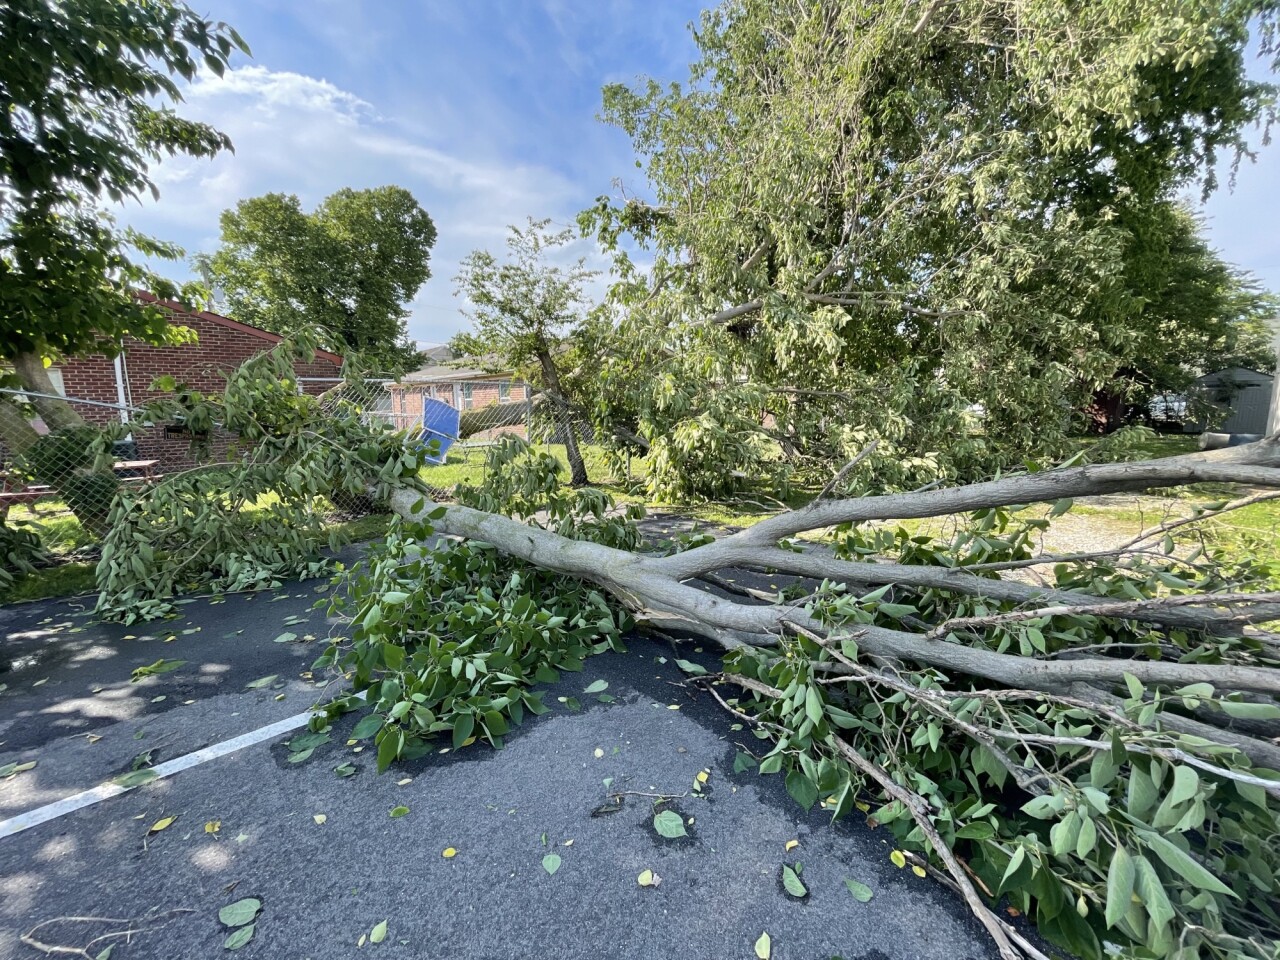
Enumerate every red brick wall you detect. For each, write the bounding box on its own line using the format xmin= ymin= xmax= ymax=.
xmin=47 ymin=300 xmax=343 ymax=473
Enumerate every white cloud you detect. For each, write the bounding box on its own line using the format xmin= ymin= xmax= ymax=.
xmin=121 ymin=65 xmax=598 ymax=342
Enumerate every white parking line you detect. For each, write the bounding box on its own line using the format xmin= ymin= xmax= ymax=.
xmin=0 ymin=709 xmax=318 ymax=841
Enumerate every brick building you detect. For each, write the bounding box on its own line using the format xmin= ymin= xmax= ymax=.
xmin=389 ymin=348 xmax=531 ymax=442
xmin=42 ymin=293 xmax=344 ymax=472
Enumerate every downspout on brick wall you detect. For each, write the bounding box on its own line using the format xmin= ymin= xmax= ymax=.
xmin=112 ymin=350 xmax=130 ymax=425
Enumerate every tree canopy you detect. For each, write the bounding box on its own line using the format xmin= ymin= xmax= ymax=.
xmin=201 ymin=186 xmax=437 ymax=374
xmin=452 ymin=218 xmax=598 ymax=484
xmin=580 ymin=0 xmax=1280 ymax=499
xmin=0 ymin=0 xmax=247 ymax=364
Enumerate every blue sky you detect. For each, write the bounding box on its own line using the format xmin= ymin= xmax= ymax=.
xmin=121 ymin=2 xmax=1280 ymax=346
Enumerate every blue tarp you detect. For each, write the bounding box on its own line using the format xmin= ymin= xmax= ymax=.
xmin=420 ymin=396 xmax=460 ymax=464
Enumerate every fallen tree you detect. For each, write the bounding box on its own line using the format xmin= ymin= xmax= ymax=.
xmin=355 ymin=435 xmax=1280 ymax=960
xmin=92 ymin=356 xmax=1279 ymax=960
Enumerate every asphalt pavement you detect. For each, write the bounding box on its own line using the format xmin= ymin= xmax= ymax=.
xmin=1 ymin=565 xmax=1003 ymax=960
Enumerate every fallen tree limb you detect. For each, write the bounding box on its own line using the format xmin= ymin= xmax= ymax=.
xmin=378 ymin=433 xmax=1280 ymax=960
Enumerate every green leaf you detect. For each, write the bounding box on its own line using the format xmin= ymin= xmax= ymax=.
xmin=1020 ymin=794 xmax=1064 ymax=820
xmin=452 ymin=713 xmax=475 ymax=750
xmin=218 ymin=898 xmax=261 ymax=928
xmin=542 ymin=853 xmax=562 ymax=876
xmin=954 ymin=822 xmax=995 ymax=840
xmin=1123 ymin=673 xmax=1144 ymax=701
xmin=351 ymin=713 xmax=384 ymax=739
xmin=1105 ymin=846 xmax=1135 ymax=928
xmin=1141 ymin=833 xmax=1236 ymax=898
xmin=804 ymin=685 xmax=824 ymax=725
xmin=754 ymin=931 xmax=771 ymax=960
xmin=369 ymin=920 xmax=388 ymax=944
xmin=1000 ymin=846 xmax=1026 ymax=890
xmin=1219 ymin=700 xmax=1280 ymax=720
xmin=785 ymin=770 xmax=819 ymax=811
xmin=675 ymin=659 xmax=707 ymax=675
xmin=272 ymin=632 xmax=297 ymax=644
xmin=653 ymin=810 xmax=687 ymax=838
xmin=733 ymin=751 xmax=758 ymax=773
xmin=583 ymin=679 xmax=609 ymax=693
xmin=111 ymin=768 xmax=158 ymax=789
xmin=223 ymin=924 xmax=255 ymax=950
xmin=781 ymin=865 xmax=807 ymax=898
xmin=844 ymin=877 xmax=874 ymax=902
xmin=334 ymin=762 xmax=356 ymax=778
xmin=1166 ymin=764 xmax=1200 ymax=807
xmin=245 ymin=674 xmax=278 ymax=689
xmin=130 ymin=659 xmax=187 ymax=682
xmin=1133 ymin=855 xmax=1175 ymax=935
xmin=389 ymin=805 xmax=410 ymax=819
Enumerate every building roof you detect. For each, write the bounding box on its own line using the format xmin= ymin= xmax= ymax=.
xmin=135 ymin=291 xmax=345 ymax=367
xmin=401 ymin=352 xmax=514 ymax=383
xmin=1194 ymin=366 xmax=1273 ymax=385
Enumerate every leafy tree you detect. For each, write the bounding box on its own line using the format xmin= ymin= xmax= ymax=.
xmin=580 ymin=0 xmax=1280 ymax=499
xmin=0 ymin=0 xmax=246 ymax=531
xmin=452 ymin=218 xmax=597 ymax=485
xmin=1089 ymin=202 xmax=1278 ymax=430
xmin=200 ymin=187 xmax=437 ymax=375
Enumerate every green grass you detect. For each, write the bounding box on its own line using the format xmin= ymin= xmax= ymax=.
xmin=0 ymin=560 xmax=99 ymax=604
xmin=0 ymin=496 xmax=397 ymax=606
xmin=1070 ymin=432 xmax=1199 ymax=461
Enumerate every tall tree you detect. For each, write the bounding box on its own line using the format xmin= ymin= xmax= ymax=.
xmin=580 ymin=0 xmax=1280 ymax=499
xmin=200 ymin=187 xmax=437 ymax=375
xmin=452 ymin=219 xmax=596 ymax=486
xmin=0 ymin=0 xmax=246 ymax=531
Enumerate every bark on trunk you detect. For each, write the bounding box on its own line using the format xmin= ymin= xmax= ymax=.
xmin=535 ymin=347 xmax=588 ymax=486
xmin=10 ymin=350 xmax=86 ymax=431
xmin=0 ymin=394 xmax=41 ymax=458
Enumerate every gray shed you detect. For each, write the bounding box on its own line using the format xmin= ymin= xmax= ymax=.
xmin=1191 ymin=367 xmax=1276 ymax=435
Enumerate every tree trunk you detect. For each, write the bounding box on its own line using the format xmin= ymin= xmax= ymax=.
xmin=7 ymin=349 xmax=118 ymax=538
xmin=0 ymin=393 xmax=42 ymax=459
xmin=535 ymin=347 xmax=588 ymax=486
xmin=10 ymin=350 xmax=86 ymax=431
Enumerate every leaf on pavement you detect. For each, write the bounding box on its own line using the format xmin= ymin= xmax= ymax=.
xmin=149 ymin=816 xmax=177 ymax=833
xmin=754 ymin=931 xmax=771 ymax=960
xmin=782 ymin=865 xmax=808 ymax=898
xmin=223 ymin=924 xmax=255 ymax=950
xmin=370 ymin=920 xmax=388 ymax=944
xmin=844 ymin=878 xmax=874 ymax=902
xmin=389 ymin=805 xmax=410 ymax=818
xmin=653 ymin=810 xmax=687 ymax=838
xmin=542 ymin=853 xmax=562 ymax=876
xmin=218 ymin=898 xmax=261 ymax=928
xmin=112 ymin=768 xmax=158 ymax=788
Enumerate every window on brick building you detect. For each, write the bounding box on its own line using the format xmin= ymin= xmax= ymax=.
xmin=461 ymin=383 xmax=474 ymax=410
xmin=498 ymin=381 xmax=511 ymax=403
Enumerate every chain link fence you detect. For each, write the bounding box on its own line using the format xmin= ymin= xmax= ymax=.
xmin=1 ymin=377 xmax=624 ymax=580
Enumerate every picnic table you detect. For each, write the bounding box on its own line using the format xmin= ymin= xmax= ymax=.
xmin=0 ymin=459 xmax=162 ymax=513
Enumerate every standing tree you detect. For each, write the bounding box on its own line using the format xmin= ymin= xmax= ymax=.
xmin=0 ymin=0 xmax=247 ymax=531
xmin=580 ymin=0 xmax=1280 ymax=499
xmin=452 ymin=218 xmax=597 ymax=486
xmin=200 ymin=187 xmax=437 ymax=375
xmin=1089 ymin=202 xmax=1278 ymax=431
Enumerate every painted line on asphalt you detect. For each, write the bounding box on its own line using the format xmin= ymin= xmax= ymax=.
xmin=0 ymin=704 xmax=335 ymax=841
